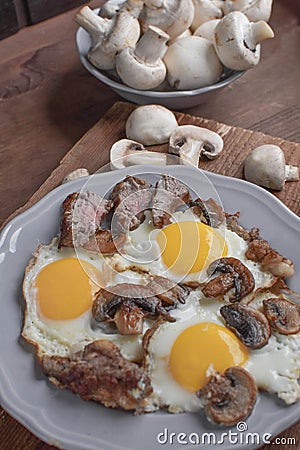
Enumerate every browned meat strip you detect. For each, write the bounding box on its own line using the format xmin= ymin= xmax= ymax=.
xmin=59 ymin=191 xmax=114 ymax=250
xmin=83 ymin=229 xmax=126 ymax=254
xmin=110 ymin=176 xmax=152 ymax=231
xmin=152 ymin=174 xmax=192 ymax=228
xmin=246 ymin=239 xmax=294 ymax=278
xmin=197 ymin=367 xmax=257 ymax=426
xmin=41 ymin=340 xmax=152 ymax=410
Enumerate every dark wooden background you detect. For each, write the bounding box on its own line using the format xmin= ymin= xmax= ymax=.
xmin=0 ymin=0 xmax=300 ymax=448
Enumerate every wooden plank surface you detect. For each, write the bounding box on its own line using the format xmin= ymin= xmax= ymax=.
xmin=1 ymin=101 xmax=300 ymax=450
xmin=25 ymin=0 xmax=87 ymax=24
xmin=3 ymin=101 xmax=300 ymax=230
xmin=0 ymin=0 xmax=19 ymax=40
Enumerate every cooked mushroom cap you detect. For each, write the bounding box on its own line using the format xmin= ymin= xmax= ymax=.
xmin=126 ymin=105 xmax=178 ymax=145
xmin=197 ymin=366 xmax=257 ymax=426
xmin=220 ymin=303 xmax=271 ymax=348
xmin=263 ymin=297 xmax=300 ymax=335
xmin=202 ymin=257 xmax=255 ymax=302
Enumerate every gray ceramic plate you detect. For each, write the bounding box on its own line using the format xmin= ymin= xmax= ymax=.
xmin=0 ymin=165 xmax=299 ymax=450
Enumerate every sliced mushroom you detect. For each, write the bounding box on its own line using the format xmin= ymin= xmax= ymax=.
xmin=125 ymin=105 xmax=178 ymax=145
xmin=202 ymin=257 xmax=255 ymax=302
xmin=214 ymin=11 xmax=274 ymax=70
xmin=246 ymin=238 xmax=294 ymax=278
xmin=188 ymin=197 xmax=225 ymax=227
xmin=197 ymin=366 xmax=257 ymax=426
xmin=139 ymin=0 xmax=195 ymax=40
xmin=92 ymin=276 xmax=189 ymax=334
xmin=169 ymin=125 xmax=223 ymax=166
xmin=220 ymin=303 xmax=271 ymax=348
xmin=110 ymin=139 xmax=167 ymax=170
xmin=116 ymin=25 xmax=169 ymax=90
xmin=244 ymin=144 xmax=299 ymax=191
xmin=263 ymin=297 xmax=300 ymax=335
xmin=164 ymin=37 xmax=223 ymax=90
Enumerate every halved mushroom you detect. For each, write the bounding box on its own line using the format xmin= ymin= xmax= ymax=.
xmin=169 ymin=125 xmax=223 ymax=166
xmin=110 ymin=139 xmax=167 ymax=170
xmin=263 ymin=297 xmax=300 ymax=335
xmin=197 ymin=366 xmax=257 ymax=426
xmin=214 ymin=11 xmax=274 ymax=70
xmin=220 ymin=303 xmax=271 ymax=348
xmin=202 ymin=257 xmax=255 ymax=302
xmin=125 ymin=105 xmax=178 ymax=146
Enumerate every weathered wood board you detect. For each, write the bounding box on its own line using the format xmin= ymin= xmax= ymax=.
xmin=3 ymin=101 xmax=300 ymax=230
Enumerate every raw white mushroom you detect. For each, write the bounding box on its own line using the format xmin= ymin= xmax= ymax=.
xmin=110 ymin=139 xmax=167 ymax=169
xmin=168 ymin=28 xmax=192 ymax=46
xmin=169 ymin=125 xmax=224 ymax=165
xmin=193 ymin=19 xmax=221 ymax=41
xmin=139 ymin=0 xmax=195 ymax=40
xmin=75 ymin=6 xmax=140 ymax=70
xmin=164 ymin=36 xmax=223 ymax=90
xmin=214 ymin=11 xmax=274 ymax=70
xmin=223 ymin=0 xmax=273 ymax=22
xmin=115 ymin=25 xmax=169 ymax=90
xmin=126 ymin=105 xmax=178 ymax=145
xmin=62 ymin=168 xmax=90 ymax=184
xmin=244 ymin=144 xmax=299 ymax=191
xmin=191 ymin=0 xmax=223 ymax=32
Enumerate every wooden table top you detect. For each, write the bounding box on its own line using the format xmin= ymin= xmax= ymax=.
xmin=0 ymin=0 xmax=299 ymax=449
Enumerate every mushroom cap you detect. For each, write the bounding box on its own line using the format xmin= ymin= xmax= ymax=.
xmin=140 ymin=0 xmax=195 ymax=40
xmin=191 ymin=0 xmax=223 ymax=31
xmin=164 ymin=36 xmax=223 ymax=90
xmin=223 ymin=0 xmax=273 ymax=22
xmin=193 ymin=19 xmax=221 ymax=41
xmin=169 ymin=124 xmax=224 ymax=165
xmin=115 ymin=46 xmax=167 ymax=90
xmin=214 ymin=11 xmax=261 ymax=70
xmin=197 ymin=366 xmax=257 ymax=426
xmin=126 ymin=105 xmax=178 ymax=145
xmin=244 ymin=144 xmax=286 ymax=190
xmin=263 ymin=297 xmax=300 ymax=335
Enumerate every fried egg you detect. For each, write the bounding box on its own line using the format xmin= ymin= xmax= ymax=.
xmin=22 ymin=239 xmax=146 ymax=361
xmin=144 ymin=290 xmax=300 ymax=412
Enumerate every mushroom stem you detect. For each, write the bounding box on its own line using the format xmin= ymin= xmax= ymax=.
xmin=285 ymin=165 xmax=300 ymax=181
xmin=75 ymin=6 xmax=110 ymax=43
xmin=134 ymin=25 xmax=169 ymax=64
xmin=251 ymin=20 xmax=274 ymax=45
xmin=179 ymin=141 xmax=203 ymax=166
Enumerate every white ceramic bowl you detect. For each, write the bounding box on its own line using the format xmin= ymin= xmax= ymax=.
xmin=75 ymin=9 xmax=245 ymax=110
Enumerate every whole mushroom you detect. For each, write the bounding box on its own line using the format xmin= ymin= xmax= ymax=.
xmin=169 ymin=125 xmax=224 ymax=165
xmin=139 ymin=0 xmax=195 ymax=40
xmin=193 ymin=19 xmax=221 ymax=41
xmin=244 ymin=144 xmax=299 ymax=190
xmin=223 ymin=0 xmax=273 ymax=22
xmin=164 ymin=36 xmax=223 ymax=90
xmin=214 ymin=11 xmax=274 ymax=70
xmin=116 ymin=25 xmax=169 ymax=90
xmin=126 ymin=105 xmax=178 ymax=145
xmin=75 ymin=6 xmax=140 ymax=70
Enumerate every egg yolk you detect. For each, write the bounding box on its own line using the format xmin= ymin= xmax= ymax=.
xmin=156 ymin=221 xmax=228 ymax=275
xmin=35 ymin=258 xmax=102 ymax=320
xmin=169 ymin=322 xmax=248 ymax=392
